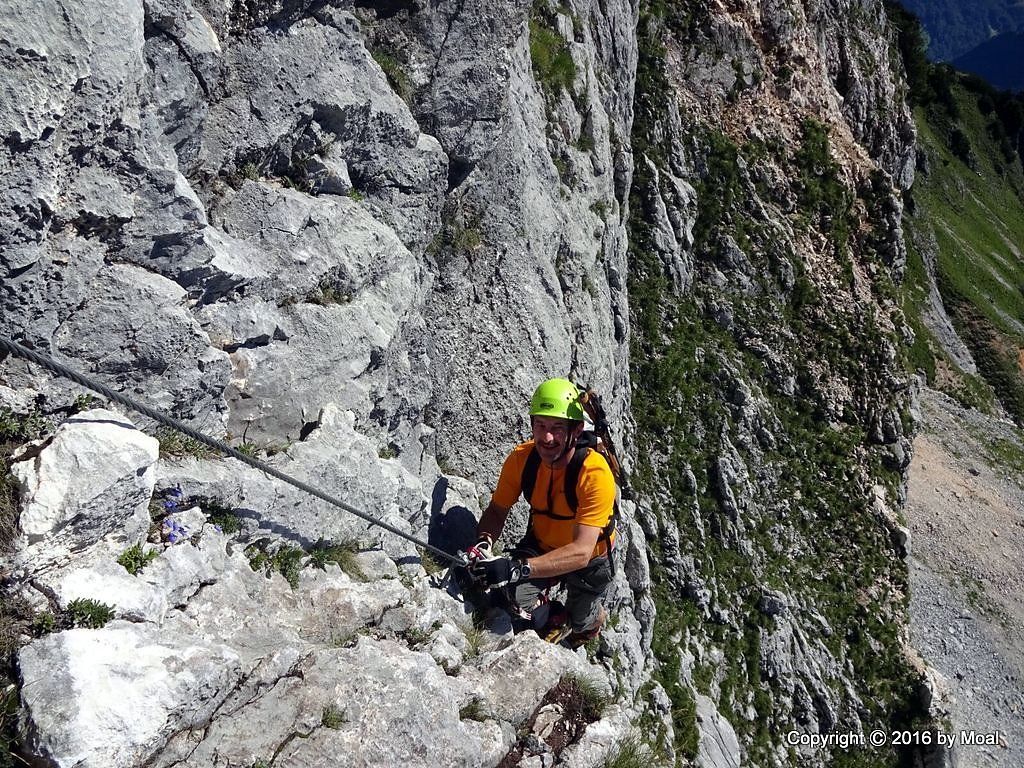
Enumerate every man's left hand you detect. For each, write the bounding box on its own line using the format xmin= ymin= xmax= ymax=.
xmin=468 ymin=556 xmax=523 ymax=588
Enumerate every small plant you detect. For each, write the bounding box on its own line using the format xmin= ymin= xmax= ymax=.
xmin=321 ymin=703 xmax=346 ymax=729
xmin=401 ymin=625 xmax=434 ymax=647
xmin=603 ymin=735 xmax=663 ymax=768
xmin=307 ymin=283 xmax=352 ymax=306
xmin=71 ymin=393 xmax=97 ymax=413
xmin=371 ymin=48 xmax=414 ymax=102
xmin=155 ymin=427 xmax=212 ymax=459
xmin=162 ymin=517 xmax=189 ymax=544
xmin=310 ymin=540 xmax=366 ymax=582
xmin=270 ymin=547 xmax=305 ymax=589
xmin=560 ymin=673 xmax=609 ymax=719
xmin=233 ymin=441 xmax=260 ymax=458
xmin=378 ymin=445 xmax=397 ymax=460
xmin=117 ymin=543 xmax=158 ymax=575
xmin=452 ymin=227 xmax=482 ymax=253
xmin=347 ymin=189 xmax=365 ymax=202
xmin=463 ymin=625 xmax=486 ymax=659
xmin=66 ymin=598 xmax=115 ymax=629
xmin=240 ymin=162 xmax=260 ymax=181
xmin=529 ymin=3 xmax=576 ymax=95
xmin=418 ymin=547 xmax=445 ymax=576
xmin=31 ymin=612 xmax=56 ymax=635
xmin=459 ymin=697 xmax=487 ymax=722
xmin=199 ymin=497 xmax=242 ymax=534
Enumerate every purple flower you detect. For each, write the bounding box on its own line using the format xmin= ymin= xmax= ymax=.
xmin=164 ymin=500 xmax=178 ymax=510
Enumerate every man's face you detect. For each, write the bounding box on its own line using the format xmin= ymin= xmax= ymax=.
xmin=532 ymin=415 xmax=579 ymax=464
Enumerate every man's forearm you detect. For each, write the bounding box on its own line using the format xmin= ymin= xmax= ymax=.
xmin=476 ymin=502 xmax=508 ymax=542
xmin=522 ymin=542 xmax=593 ymax=579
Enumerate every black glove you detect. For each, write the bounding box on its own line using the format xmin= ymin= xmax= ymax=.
xmin=468 ymin=556 xmax=525 ymax=588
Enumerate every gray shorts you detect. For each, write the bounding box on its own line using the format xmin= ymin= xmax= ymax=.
xmin=510 ymin=543 xmax=613 ymax=633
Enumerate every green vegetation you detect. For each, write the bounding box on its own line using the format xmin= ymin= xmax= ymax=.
xmin=198 ymin=497 xmax=242 ymax=534
xmin=890 ymin=10 xmax=1024 ymax=425
xmin=603 ymin=735 xmax=665 ymax=768
xmin=627 ymin=2 xmax=923 ymax=764
xmin=248 ymin=538 xmax=367 ymax=588
xmin=462 ymin=624 xmax=486 ymax=659
xmin=66 ymin=599 xmax=115 ymax=629
xmin=417 ymin=547 xmax=445 ymax=576
xmin=155 ymin=426 xmax=213 ymax=459
xmin=117 ymin=543 xmax=159 ymax=575
xmin=529 ymin=1 xmax=576 ymax=95
xmin=307 ymin=280 xmax=353 ymax=306
xmin=321 ymin=704 xmax=346 ymax=729
xmin=559 ymin=673 xmax=609 ymax=720
xmin=309 ymin=539 xmax=366 ymax=582
xmin=459 ymin=697 xmax=487 ymax=721
xmin=1 ymin=408 xmax=50 ymax=552
xmin=247 ymin=545 xmax=305 ymax=589
xmin=372 ymin=47 xmax=414 ymax=103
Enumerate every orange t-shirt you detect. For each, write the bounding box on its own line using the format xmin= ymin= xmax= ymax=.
xmin=491 ymin=441 xmax=617 ymax=557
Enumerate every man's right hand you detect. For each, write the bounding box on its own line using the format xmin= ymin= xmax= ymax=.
xmin=464 ymin=538 xmax=493 ymax=564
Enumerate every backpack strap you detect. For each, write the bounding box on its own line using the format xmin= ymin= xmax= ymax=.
xmin=521 ymin=446 xmax=576 ymax=520
xmin=521 ymin=437 xmax=617 ymax=560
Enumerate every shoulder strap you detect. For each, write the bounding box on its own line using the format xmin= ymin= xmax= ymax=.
xmin=522 ymin=446 xmax=541 ymax=507
xmin=564 ymin=445 xmax=589 ymax=513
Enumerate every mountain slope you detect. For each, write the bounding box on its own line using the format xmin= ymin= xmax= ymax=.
xmin=953 ymin=31 xmax=1024 ymax=91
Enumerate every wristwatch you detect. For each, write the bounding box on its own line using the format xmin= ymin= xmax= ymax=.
xmin=517 ymin=558 xmax=532 ymax=581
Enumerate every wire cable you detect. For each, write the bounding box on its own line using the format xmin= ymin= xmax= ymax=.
xmin=0 ymin=336 xmax=462 ymax=567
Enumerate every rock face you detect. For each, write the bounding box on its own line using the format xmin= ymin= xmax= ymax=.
xmin=11 ymin=408 xmax=158 ymax=576
xmin=0 ymin=0 xmax=940 ymax=766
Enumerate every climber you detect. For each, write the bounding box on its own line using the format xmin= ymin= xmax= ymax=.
xmin=467 ymin=378 xmax=617 ymax=648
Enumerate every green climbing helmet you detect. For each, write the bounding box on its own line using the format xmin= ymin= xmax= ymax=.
xmin=530 ymin=378 xmax=585 ymax=421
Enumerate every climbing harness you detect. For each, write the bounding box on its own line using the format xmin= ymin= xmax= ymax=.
xmin=0 ymin=336 xmax=464 ymax=568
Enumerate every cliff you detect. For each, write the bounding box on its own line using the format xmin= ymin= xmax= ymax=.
xmin=0 ymin=0 xmax=957 ymax=766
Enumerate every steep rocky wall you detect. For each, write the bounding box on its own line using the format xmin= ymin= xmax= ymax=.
xmin=0 ymin=0 xmax=948 ymax=766
xmin=624 ymin=1 xmax=936 ymax=766
xmin=1 ymin=1 xmax=651 ymax=766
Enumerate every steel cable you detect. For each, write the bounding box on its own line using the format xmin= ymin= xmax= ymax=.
xmin=0 ymin=336 xmax=462 ymax=566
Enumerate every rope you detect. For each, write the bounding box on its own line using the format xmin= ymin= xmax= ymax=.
xmin=0 ymin=336 xmax=463 ymax=567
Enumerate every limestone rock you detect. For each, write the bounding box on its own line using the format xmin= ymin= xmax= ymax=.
xmin=11 ymin=408 xmax=158 ymax=577
xmin=19 ymin=625 xmax=243 ymax=768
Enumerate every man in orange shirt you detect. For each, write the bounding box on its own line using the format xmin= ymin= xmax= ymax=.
xmin=468 ymin=378 xmax=616 ymax=646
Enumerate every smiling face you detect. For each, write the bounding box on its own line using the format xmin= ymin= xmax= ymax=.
xmin=532 ymin=415 xmax=583 ymax=466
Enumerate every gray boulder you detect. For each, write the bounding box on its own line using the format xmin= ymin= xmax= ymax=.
xmin=19 ymin=624 xmax=242 ymax=768
xmin=11 ymin=408 xmax=158 ymax=577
